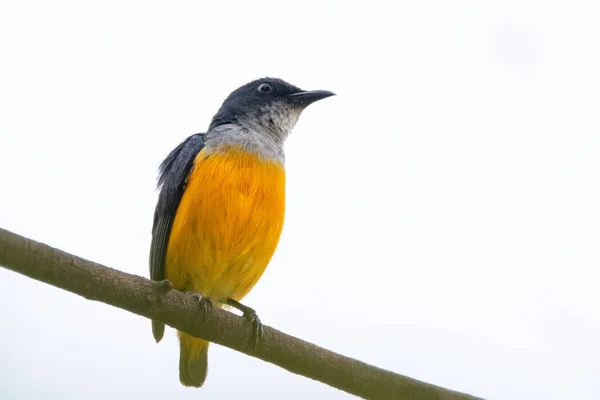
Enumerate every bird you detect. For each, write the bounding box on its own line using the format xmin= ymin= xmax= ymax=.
xmin=149 ymin=77 xmax=335 ymax=387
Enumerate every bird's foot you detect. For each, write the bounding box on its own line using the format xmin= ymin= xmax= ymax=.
xmin=192 ymin=293 xmax=213 ymax=315
xmin=226 ymin=298 xmax=263 ymax=348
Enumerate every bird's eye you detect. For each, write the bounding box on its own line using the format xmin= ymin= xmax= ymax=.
xmin=257 ymin=83 xmax=273 ymax=93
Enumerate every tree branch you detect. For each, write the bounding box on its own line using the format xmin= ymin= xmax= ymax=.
xmin=0 ymin=227 xmax=482 ymax=400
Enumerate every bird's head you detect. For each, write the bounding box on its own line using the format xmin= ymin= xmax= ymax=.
xmin=209 ymin=78 xmax=335 ymax=140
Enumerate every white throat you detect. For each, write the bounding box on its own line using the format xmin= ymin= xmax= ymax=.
xmin=204 ymin=102 xmax=301 ymax=163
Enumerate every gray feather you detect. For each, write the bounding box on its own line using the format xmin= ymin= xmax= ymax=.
xmin=149 ymin=133 xmax=205 ymax=342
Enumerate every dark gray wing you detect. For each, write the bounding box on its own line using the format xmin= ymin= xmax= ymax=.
xmin=150 ymin=133 xmax=205 ymax=343
xmin=150 ymin=133 xmax=206 ymax=282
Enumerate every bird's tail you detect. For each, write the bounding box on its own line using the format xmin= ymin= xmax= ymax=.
xmin=178 ymin=332 xmax=209 ymax=387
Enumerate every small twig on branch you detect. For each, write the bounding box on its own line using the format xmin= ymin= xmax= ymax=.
xmin=0 ymin=227 xmax=482 ymax=400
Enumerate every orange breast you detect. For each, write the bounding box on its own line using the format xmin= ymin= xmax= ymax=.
xmin=165 ymin=146 xmax=286 ymax=302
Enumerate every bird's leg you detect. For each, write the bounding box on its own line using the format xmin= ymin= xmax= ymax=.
xmin=226 ymin=298 xmax=263 ymax=347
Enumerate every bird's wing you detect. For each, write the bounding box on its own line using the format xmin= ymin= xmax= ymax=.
xmin=149 ymin=133 xmax=206 ymax=282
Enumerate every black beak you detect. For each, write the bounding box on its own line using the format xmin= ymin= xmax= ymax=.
xmin=287 ymin=90 xmax=336 ymax=107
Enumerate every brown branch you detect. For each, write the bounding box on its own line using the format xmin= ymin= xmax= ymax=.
xmin=0 ymin=227 xmax=482 ymax=400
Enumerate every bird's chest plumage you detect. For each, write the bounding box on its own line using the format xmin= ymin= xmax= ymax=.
xmin=165 ymin=146 xmax=286 ymax=301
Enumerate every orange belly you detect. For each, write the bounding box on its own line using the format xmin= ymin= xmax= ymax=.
xmin=165 ymin=146 xmax=286 ymax=302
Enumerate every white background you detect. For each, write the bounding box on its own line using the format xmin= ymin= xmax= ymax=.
xmin=1 ymin=1 xmax=599 ymax=399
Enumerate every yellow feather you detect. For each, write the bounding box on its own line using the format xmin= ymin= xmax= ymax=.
xmin=165 ymin=145 xmax=286 ymax=303
xmin=166 ymin=145 xmax=286 ymax=376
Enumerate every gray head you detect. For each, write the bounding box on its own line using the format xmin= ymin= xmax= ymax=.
xmin=209 ymin=78 xmax=335 ymax=141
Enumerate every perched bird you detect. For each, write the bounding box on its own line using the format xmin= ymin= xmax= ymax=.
xmin=149 ymin=77 xmax=334 ymax=387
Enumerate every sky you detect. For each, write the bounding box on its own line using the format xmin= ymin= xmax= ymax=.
xmin=0 ymin=0 xmax=599 ymax=399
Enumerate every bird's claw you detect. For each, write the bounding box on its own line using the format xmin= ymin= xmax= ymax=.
xmin=242 ymin=308 xmax=263 ymax=348
xmin=225 ymin=298 xmax=263 ymax=348
xmin=192 ymin=293 xmax=213 ymax=314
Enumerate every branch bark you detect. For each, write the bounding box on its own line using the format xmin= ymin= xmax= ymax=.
xmin=0 ymin=227 xmax=482 ymax=400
